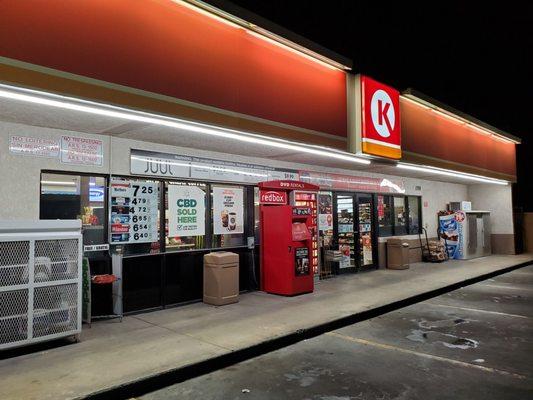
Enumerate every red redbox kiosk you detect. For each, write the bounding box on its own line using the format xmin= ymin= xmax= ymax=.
xmin=259 ymin=180 xmax=319 ymax=295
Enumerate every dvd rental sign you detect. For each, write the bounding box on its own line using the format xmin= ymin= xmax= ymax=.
xmin=259 ymin=190 xmax=287 ymax=205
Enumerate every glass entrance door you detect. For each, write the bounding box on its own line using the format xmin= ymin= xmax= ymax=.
xmin=334 ymin=192 xmax=377 ymax=272
xmin=356 ymin=193 xmax=375 ymax=269
xmin=336 ymin=194 xmax=355 ymax=271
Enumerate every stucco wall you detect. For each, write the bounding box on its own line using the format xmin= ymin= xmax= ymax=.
xmin=467 ymin=184 xmax=514 ymax=234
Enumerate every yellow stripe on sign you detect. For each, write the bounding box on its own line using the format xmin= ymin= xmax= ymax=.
xmin=362 ymin=141 xmax=401 ymax=159
xmin=326 ymin=332 xmax=527 ymax=380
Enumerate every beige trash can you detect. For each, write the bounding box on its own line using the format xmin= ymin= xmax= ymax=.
xmin=386 ymin=239 xmax=409 ymax=270
xmin=203 ymin=252 xmax=239 ymax=306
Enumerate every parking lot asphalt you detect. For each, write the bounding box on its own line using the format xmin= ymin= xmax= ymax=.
xmin=140 ymin=264 xmax=533 ymax=400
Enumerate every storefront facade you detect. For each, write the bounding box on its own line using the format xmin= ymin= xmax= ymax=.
xmin=0 ymin=1 xmax=520 ymax=314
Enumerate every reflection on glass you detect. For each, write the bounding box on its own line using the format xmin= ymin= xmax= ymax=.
xmin=378 ymin=195 xmax=393 ymax=236
xmin=408 ymin=196 xmax=420 ymax=234
xmin=394 ymin=196 xmax=407 ymax=235
xmin=40 ymin=173 xmax=106 ymax=246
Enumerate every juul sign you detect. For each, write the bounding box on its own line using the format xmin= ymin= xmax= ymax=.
xmin=359 ymin=75 xmax=401 ymax=159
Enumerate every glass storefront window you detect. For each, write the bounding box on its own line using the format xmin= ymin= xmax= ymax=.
xmin=408 ymin=196 xmax=421 ymax=234
xmin=165 ymin=181 xmax=207 ymax=251
xmin=393 ymin=196 xmax=407 ymax=235
xmin=377 ymin=195 xmax=393 ymax=236
xmin=211 ymin=185 xmax=245 ymax=248
xmin=40 ymin=173 xmax=107 ymax=246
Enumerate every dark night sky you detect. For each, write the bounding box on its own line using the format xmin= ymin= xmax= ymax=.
xmin=214 ymin=1 xmax=533 ymax=210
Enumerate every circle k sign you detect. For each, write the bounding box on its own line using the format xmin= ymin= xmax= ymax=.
xmin=360 ymin=76 xmax=401 ymax=159
xmin=370 ymin=89 xmax=395 ymax=138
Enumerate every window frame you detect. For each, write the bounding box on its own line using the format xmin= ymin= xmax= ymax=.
xmin=407 ymin=195 xmax=422 ymax=235
xmin=40 ymin=170 xmax=110 ymax=247
xmin=377 ymin=194 xmax=422 ymax=237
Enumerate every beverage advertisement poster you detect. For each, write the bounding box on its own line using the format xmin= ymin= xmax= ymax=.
xmin=318 ymin=192 xmax=333 ymax=231
xmin=168 ymin=185 xmax=205 ymax=237
xmin=294 ymin=247 xmax=310 ymax=276
xmin=212 ymin=187 xmax=244 ymax=234
xmin=109 ymin=180 xmax=158 ymax=244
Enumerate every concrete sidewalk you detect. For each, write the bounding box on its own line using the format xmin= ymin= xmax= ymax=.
xmin=1 ymin=254 xmax=532 ymax=400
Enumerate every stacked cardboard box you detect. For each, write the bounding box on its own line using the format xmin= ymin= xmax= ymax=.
xmin=427 ymin=240 xmax=447 ymax=261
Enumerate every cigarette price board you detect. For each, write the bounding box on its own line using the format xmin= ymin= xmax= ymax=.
xmin=109 ymin=179 xmax=159 ymax=244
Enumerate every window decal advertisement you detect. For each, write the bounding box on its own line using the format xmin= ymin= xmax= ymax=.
xmin=168 ymin=185 xmax=205 ymax=237
xmin=109 ymin=180 xmax=158 ymax=244
xmin=212 ymin=187 xmax=244 ymax=234
xmin=318 ymin=192 xmax=333 ymax=231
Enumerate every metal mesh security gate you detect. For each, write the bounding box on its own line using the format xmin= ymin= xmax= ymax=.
xmin=0 ymin=221 xmax=82 ymax=350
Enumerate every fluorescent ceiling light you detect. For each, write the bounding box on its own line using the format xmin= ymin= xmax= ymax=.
xmin=396 ymin=163 xmax=509 ymax=185
xmin=0 ymin=84 xmax=370 ymax=165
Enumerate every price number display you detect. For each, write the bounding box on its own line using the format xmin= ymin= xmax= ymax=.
xmin=110 ymin=180 xmax=159 ymax=244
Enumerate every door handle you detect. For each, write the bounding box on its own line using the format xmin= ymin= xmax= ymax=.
xmin=288 ymin=246 xmax=292 ymax=253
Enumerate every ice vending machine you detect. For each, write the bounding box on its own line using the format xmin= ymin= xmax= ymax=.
xmin=259 ymin=180 xmax=319 ymax=295
xmin=439 ymin=210 xmax=491 ymax=260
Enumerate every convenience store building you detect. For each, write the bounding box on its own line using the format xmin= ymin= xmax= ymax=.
xmin=0 ymin=0 xmax=520 ymax=314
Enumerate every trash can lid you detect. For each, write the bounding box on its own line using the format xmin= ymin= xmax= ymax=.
xmin=387 ymin=238 xmax=404 ymax=245
xmin=204 ymin=251 xmax=239 ymax=264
